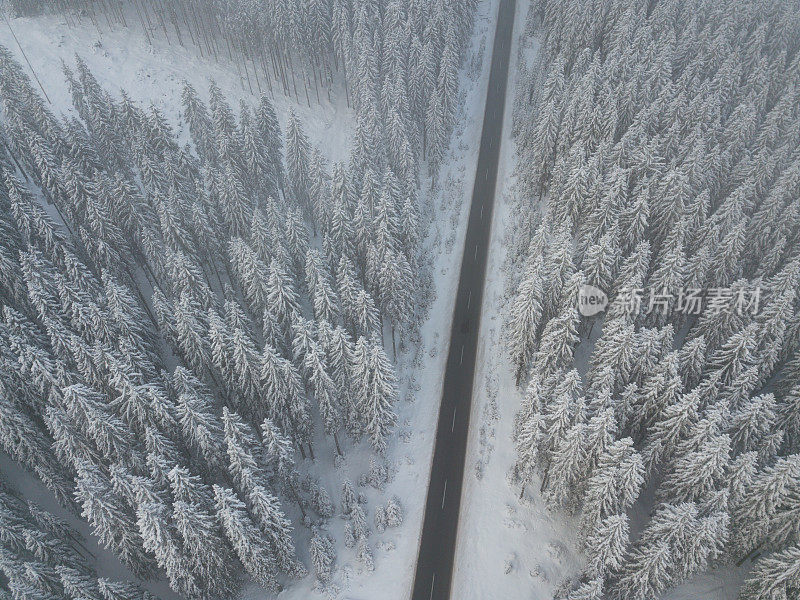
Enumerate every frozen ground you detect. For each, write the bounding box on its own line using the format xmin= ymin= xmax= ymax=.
xmin=0 ymin=2 xmax=500 ymax=599
xmin=451 ymin=4 xmax=748 ymax=600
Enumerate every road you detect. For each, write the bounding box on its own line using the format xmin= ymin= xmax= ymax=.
xmin=410 ymin=1 xmax=516 ymax=599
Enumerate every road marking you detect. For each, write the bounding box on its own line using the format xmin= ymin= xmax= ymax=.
xmin=460 ymin=344 xmax=464 ymax=365
xmin=467 ymin=289 xmax=472 ymax=309
xmin=484 ymin=168 xmax=488 ymax=181
xmin=430 ymin=573 xmax=436 ymax=600
xmin=480 ymin=204 xmax=484 ymax=220
xmin=442 ymin=479 xmax=448 ymax=509
xmin=451 ymin=408 xmax=457 ymax=431
xmin=474 ymin=244 xmax=479 ymax=261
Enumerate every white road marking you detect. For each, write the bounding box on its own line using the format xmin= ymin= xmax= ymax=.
xmin=442 ymin=479 xmax=448 ymax=509
xmin=474 ymin=244 xmax=479 ymax=260
xmin=485 ymin=168 xmax=489 ymax=181
xmin=460 ymin=344 xmax=464 ymax=365
xmin=451 ymin=408 xmax=457 ymax=431
xmin=467 ymin=289 xmax=472 ymax=309
xmin=430 ymin=573 xmax=436 ymax=600
xmin=480 ymin=204 xmax=484 ymax=220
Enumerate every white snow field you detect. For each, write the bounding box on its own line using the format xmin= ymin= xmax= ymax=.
xmin=0 ymin=1 xmax=500 ymax=598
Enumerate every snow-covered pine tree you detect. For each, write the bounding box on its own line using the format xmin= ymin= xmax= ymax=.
xmin=309 ymin=527 xmax=336 ymax=584
xmin=213 ymin=485 xmax=280 ymax=593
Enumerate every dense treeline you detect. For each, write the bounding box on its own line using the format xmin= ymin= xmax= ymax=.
xmin=508 ymin=0 xmax=800 ymax=599
xmin=0 ymin=0 xmax=477 ymax=597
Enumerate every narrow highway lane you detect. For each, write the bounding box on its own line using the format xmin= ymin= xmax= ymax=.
xmin=411 ymin=1 xmax=516 ymax=598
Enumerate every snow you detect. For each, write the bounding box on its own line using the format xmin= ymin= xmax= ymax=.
xmin=0 ymin=2 xmax=503 ymax=599
xmin=451 ymin=3 xmax=749 ymax=600
xmin=0 ymin=4 xmax=763 ymax=600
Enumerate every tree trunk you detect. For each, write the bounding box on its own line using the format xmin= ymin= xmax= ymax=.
xmin=154 ymin=1 xmax=170 ymax=44
xmin=539 ymin=468 xmax=550 ymax=493
xmin=291 ymin=486 xmax=306 ymax=519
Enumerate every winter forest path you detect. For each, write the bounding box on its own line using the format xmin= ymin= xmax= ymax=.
xmin=410 ymin=1 xmax=516 ymax=598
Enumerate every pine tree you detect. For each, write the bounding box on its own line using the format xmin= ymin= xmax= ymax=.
xmin=739 ymin=545 xmax=800 ymax=600
xmin=585 ymin=513 xmax=629 ymax=577
xmin=256 ymin=96 xmax=284 ymax=196
xmin=732 ymin=454 xmax=800 ymax=557
xmin=73 ymin=458 xmax=153 ymax=577
xmin=509 ymin=254 xmax=544 ymax=384
xmin=173 ymin=368 xmax=226 ymax=469
xmin=357 ymin=535 xmax=375 ymax=571
xmin=352 ymin=337 xmax=398 ymax=453
xmin=221 ymin=407 xmax=262 ymax=492
xmin=558 ymin=577 xmax=604 ymax=600
xmin=181 ymin=82 xmax=213 ymax=163
xmin=309 ymin=527 xmax=336 ymax=584
xmin=385 ymin=496 xmax=403 ymax=528
xmin=341 ymin=480 xmax=357 ymax=516
xmin=172 ymin=497 xmax=233 ymax=595
xmin=658 ymin=434 xmax=731 ymax=504
xmin=137 ymin=501 xmax=202 ymax=598
xmin=246 ymin=482 xmax=305 ymax=578
xmin=285 ymin=111 xmax=312 ymax=219
xmin=612 ymin=539 xmax=672 ymax=600
xmin=213 ymin=485 xmax=280 ymax=593
xmin=267 ymin=257 xmax=301 ymax=336
xmin=580 ymin=438 xmax=643 ymax=538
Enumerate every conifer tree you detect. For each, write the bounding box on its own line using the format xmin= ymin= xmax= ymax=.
xmin=309 ymin=527 xmax=336 ymax=584
xmin=213 ymin=485 xmax=280 ymax=593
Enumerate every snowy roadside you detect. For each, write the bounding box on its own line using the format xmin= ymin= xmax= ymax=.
xmin=451 ymin=2 xmax=585 ymax=598
xmin=278 ymin=1 xmax=505 ymax=598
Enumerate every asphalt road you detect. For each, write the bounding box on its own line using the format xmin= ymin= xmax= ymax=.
xmin=410 ymin=1 xmax=517 ymax=599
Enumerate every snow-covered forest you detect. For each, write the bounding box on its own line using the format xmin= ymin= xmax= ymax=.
xmin=507 ymin=0 xmax=800 ymax=599
xmin=0 ymin=0 xmax=479 ymax=598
